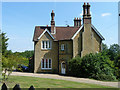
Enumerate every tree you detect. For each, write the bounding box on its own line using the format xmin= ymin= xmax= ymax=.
xmin=1 ymin=33 xmax=9 ymax=56
xmin=2 ymin=54 xmax=27 ymax=80
xmin=108 ymin=44 xmax=120 ymax=61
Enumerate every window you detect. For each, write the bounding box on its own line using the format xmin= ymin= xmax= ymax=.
xmin=41 ymin=59 xmax=52 ymax=69
xmin=42 ymin=41 xmax=51 ymax=49
xmin=61 ymin=44 xmax=65 ymax=51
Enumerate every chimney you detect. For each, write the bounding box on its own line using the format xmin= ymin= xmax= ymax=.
xmin=81 ymin=2 xmax=93 ymax=57
xmin=83 ymin=2 xmax=91 ymax=24
xmin=51 ymin=10 xmax=55 ymax=34
xmin=74 ymin=17 xmax=81 ymax=27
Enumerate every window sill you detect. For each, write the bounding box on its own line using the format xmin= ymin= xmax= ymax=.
xmin=41 ymin=68 xmax=52 ymax=70
xmin=41 ymin=48 xmax=51 ymax=50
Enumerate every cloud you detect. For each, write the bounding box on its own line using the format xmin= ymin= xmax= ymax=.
xmin=101 ymin=13 xmax=111 ymax=17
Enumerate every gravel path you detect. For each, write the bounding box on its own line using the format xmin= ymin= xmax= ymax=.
xmin=11 ymin=72 xmax=119 ymax=88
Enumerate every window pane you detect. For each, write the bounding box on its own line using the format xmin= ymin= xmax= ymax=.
xmin=42 ymin=59 xmax=44 ymax=68
xmin=46 ymin=41 xmax=48 ymax=48
xmin=46 ymin=59 xmax=48 ymax=68
xmin=42 ymin=41 xmax=44 ymax=48
xmin=44 ymin=59 xmax=46 ymax=68
xmin=49 ymin=41 xmax=51 ymax=48
xmin=47 ymin=41 xmax=49 ymax=49
xmin=49 ymin=59 xmax=51 ymax=68
xmin=61 ymin=44 xmax=64 ymax=50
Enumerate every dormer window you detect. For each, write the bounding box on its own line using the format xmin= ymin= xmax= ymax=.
xmin=42 ymin=41 xmax=51 ymax=50
xmin=61 ymin=44 xmax=65 ymax=51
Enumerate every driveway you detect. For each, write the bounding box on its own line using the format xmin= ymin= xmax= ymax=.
xmin=11 ymin=72 xmax=119 ymax=88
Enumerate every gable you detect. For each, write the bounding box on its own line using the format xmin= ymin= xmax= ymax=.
xmin=71 ymin=25 xmax=83 ymax=40
xmin=40 ymin=31 xmax=54 ymax=41
xmin=91 ymin=24 xmax=105 ymax=40
xmin=38 ymin=28 xmax=54 ymax=40
xmin=71 ymin=24 xmax=105 ymax=40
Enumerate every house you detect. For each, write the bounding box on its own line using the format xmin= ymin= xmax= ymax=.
xmin=32 ymin=3 xmax=105 ymax=74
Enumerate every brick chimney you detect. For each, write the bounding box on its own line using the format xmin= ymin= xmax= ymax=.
xmin=83 ymin=2 xmax=91 ymax=24
xmin=51 ymin=10 xmax=55 ymax=34
xmin=81 ymin=2 xmax=93 ymax=57
xmin=74 ymin=17 xmax=81 ymax=27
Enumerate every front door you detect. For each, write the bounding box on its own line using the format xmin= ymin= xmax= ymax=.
xmin=61 ymin=62 xmax=66 ymax=74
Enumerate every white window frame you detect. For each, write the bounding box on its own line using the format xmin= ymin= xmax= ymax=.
xmin=41 ymin=59 xmax=52 ymax=70
xmin=61 ymin=44 xmax=65 ymax=51
xmin=41 ymin=41 xmax=52 ymax=50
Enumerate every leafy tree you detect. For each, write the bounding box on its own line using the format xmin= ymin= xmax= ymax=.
xmin=2 ymin=54 xmax=27 ymax=80
xmin=14 ymin=50 xmax=34 ymax=58
xmin=1 ymin=32 xmax=29 ymax=81
xmin=114 ymin=54 xmax=120 ymax=79
xmin=1 ymin=33 xmax=9 ymax=55
xmin=108 ymin=44 xmax=120 ymax=61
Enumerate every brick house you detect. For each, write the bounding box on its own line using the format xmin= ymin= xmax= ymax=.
xmin=32 ymin=3 xmax=105 ymax=74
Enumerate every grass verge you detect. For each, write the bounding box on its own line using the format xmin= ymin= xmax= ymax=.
xmin=2 ymin=75 xmax=117 ymax=88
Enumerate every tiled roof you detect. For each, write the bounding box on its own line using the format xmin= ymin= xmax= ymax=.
xmin=33 ymin=26 xmax=80 ymax=41
xmin=33 ymin=25 xmax=105 ymax=41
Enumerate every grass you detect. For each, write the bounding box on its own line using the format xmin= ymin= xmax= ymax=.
xmin=2 ymin=76 xmax=117 ymax=88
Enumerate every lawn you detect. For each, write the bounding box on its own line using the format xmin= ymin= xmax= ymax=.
xmin=2 ymin=76 xmax=117 ymax=88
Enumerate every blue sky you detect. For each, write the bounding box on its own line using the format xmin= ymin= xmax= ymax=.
xmin=2 ymin=2 xmax=118 ymax=52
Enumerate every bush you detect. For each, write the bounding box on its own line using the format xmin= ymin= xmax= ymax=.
xmin=68 ymin=56 xmax=82 ymax=77
xmin=68 ymin=53 xmax=116 ymax=81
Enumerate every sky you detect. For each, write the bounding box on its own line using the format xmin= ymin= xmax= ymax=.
xmin=2 ymin=2 xmax=118 ymax=52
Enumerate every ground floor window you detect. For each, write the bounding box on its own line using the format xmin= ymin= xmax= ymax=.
xmin=41 ymin=59 xmax=52 ymax=69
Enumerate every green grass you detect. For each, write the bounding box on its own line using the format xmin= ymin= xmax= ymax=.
xmin=2 ymin=76 xmax=116 ymax=88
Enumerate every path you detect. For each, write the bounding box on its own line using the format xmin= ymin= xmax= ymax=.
xmin=11 ymin=72 xmax=119 ymax=88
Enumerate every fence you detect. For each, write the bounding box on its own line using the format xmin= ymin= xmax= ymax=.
xmin=1 ymin=83 xmax=50 ymax=90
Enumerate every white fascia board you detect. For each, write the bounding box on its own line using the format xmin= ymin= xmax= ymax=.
xmin=71 ymin=25 xmax=83 ymax=40
xmin=91 ymin=24 xmax=105 ymax=40
xmin=38 ymin=28 xmax=54 ymax=40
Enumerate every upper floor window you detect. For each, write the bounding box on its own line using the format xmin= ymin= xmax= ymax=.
xmin=61 ymin=44 xmax=65 ymax=51
xmin=42 ymin=41 xmax=51 ymax=49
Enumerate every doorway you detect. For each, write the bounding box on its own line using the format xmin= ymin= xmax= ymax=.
xmin=61 ymin=62 xmax=66 ymax=74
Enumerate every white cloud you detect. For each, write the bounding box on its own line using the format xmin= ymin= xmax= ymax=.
xmin=101 ymin=13 xmax=111 ymax=17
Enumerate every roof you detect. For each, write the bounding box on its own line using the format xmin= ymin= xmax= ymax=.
xmin=38 ymin=28 xmax=54 ymax=40
xmin=91 ymin=24 xmax=105 ymax=40
xmin=33 ymin=26 xmax=79 ymax=41
xmin=33 ymin=25 xmax=105 ymax=41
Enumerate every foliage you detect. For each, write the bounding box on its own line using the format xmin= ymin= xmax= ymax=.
xmin=108 ymin=44 xmax=120 ymax=61
xmin=1 ymin=32 xmax=9 ymax=56
xmin=68 ymin=56 xmax=82 ymax=77
xmin=102 ymin=43 xmax=120 ymax=80
xmin=68 ymin=53 xmax=116 ymax=81
xmin=1 ymin=32 xmax=29 ymax=81
xmin=114 ymin=54 xmax=120 ymax=79
xmin=14 ymin=50 xmax=34 ymax=58
xmin=2 ymin=54 xmax=27 ymax=80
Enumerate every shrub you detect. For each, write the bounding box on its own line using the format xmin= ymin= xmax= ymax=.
xmin=68 ymin=53 xmax=116 ymax=81
xmin=68 ymin=56 xmax=82 ymax=77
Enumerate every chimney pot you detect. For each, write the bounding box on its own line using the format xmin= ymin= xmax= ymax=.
xmin=84 ymin=2 xmax=86 ymax=5
xmin=52 ymin=10 xmax=54 ymax=13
